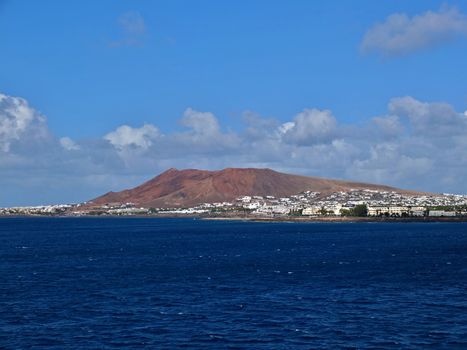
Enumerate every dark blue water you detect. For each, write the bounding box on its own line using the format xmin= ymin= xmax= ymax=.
xmin=1 ymin=218 xmax=467 ymax=349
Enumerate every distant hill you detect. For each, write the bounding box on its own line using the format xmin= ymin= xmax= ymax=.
xmin=88 ymin=168 xmax=424 ymax=208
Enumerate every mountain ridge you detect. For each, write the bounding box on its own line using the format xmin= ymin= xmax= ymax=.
xmin=89 ymin=168 xmax=426 ymax=208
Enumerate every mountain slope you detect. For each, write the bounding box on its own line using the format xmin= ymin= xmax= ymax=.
xmin=89 ymin=168 xmax=423 ymax=208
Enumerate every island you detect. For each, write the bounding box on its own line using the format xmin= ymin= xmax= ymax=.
xmin=2 ymin=168 xmax=467 ymax=222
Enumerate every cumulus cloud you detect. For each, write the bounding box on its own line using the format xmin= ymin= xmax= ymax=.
xmin=181 ymin=108 xmax=220 ymax=137
xmin=361 ymin=6 xmax=467 ymax=56
xmin=104 ymin=124 xmax=159 ymax=150
xmin=280 ymin=108 xmax=337 ymax=145
xmin=2 ymin=91 xmax=467 ymax=205
xmin=0 ymin=93 xmax=50 ymax=152
xmin=110 ymin=11 xmax=147 ymax=47
xmin=243 ymin=111 xmax=279 ymax=140
xmin=372 ymin=115 xmax=404 ymax=139
xmin=388 ymin=96 xmax=467 ymax=136
xmin=173 ymin=108 xmax=241 ymax=152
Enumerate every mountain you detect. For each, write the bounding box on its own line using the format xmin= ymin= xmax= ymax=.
xmin=88 ymin=168 xmax=424 ymax=208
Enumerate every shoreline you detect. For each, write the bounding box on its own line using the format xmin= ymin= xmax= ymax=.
xmin=202 ymin=216 xmax=467 ymax=223
xmin=1 ymin=214 xmax=467 ymax=223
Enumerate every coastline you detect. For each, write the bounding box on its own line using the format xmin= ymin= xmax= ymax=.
xmin=1 ymin=213 xmax=467 ymax=223
xmin=202 ymin=215 xmax=467 ymax=223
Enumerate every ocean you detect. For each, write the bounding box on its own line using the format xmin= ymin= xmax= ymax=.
xmin=1 ymin=217 xmax=467 ymax=348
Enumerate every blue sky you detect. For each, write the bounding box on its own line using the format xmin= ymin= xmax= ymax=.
xmin=1 ymin=0 xmax=467 ymax=205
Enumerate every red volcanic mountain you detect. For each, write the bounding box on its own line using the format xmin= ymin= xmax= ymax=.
xmin=89 ymin=168 xmax=420 ymax=208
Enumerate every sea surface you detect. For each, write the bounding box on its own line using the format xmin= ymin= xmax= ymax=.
xmin=1 ymin=218 xmax=467 ymax=349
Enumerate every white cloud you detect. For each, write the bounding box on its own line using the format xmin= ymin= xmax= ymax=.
xmin=3 ymin=91 xmax=467 ymax=205
xmin=181 ymin=108 xmax=220 ymax=136
xmin=172 ymin=108 xmax=241 ymax=153
xmin=0 ymin=93 xmax=49 ymax=152
xmin=104 ymin=124 xmax=159 ymax=150
xmin=372 ymin=115 xmax=404 ymax=138
xmin=388 ymin=96 xmax=467 ymax=136
xmin=60 ymin=137 xmax=80 ymax=151
xmin=243 ymin=111 xmax=279 ymax=140
xmin=280 ymin=108 xmax=337 ymax=145
xmin=277 ymin=121 xmax=295 ymax=135
xmin=348 ymin=142 xmax=433 ymax=183
xmin=361 ymin=6 xmax=467 ymax=56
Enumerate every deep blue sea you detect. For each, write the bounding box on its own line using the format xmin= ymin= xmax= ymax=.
xmin=1 ymin=218 xmax=467 ymax=349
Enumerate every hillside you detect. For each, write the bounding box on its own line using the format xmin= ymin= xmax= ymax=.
xmin=88 ymin=168 xmax=423 ymax=208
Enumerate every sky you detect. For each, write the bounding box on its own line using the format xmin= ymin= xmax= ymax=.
xmin=1 ymin=0 xmax=467 ymax=206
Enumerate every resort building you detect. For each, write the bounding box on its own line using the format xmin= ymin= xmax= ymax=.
xmin=429 ymin=210 xmax=456 ymax=217
xmin=302 ymin=207 xmax=322 ymax=216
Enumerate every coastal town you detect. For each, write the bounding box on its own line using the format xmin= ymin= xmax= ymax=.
xmin=2 ymin=189 xmax=467 ymax=219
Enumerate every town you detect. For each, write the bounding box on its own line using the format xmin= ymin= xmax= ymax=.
xmin=2 ymin=189 xmax=467 ymax=219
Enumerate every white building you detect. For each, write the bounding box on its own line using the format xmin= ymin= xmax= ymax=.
xmin=429 ymin=210 xmax=456 ymax=217
xmin=302 ymin=207 xmax=322 ymax=216
xmin=388 ymin=206 xmax=410 ymax=216
xmin=367 ymin=206 xmax=389 ymax=216
xmin=254 ymin=205 xmax=290 ymax=216
xmin=326 ymin=204 xmax=343 ymax=216
xmin=243 ymin=202 xmax=261 ymax=210
xmin=409 ymin=206 xmax=426 ymax=216
xmin=239 ymin=196 xmax=252 ymax=203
